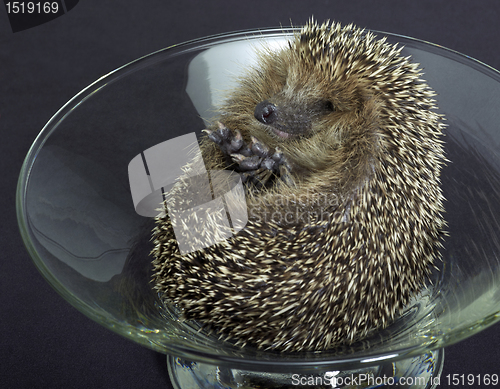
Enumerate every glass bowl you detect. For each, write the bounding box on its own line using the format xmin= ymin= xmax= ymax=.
xmin=17 ymin=28 xmax=500 ymax=388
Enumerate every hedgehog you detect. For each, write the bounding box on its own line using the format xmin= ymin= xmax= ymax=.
xmin=151 ymin=19 xmax=446 ymax=352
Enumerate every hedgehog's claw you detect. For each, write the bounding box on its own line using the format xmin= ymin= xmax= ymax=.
xmin=271 ymin=148 xmax=284 ymax=162
xmin=204 ymin=128 xmax=223 ymax=145
xmin=241 ymin=168 xmax=273 ymax=189
xmin=216 ymin=121 xmax=232 ymax=142
xmin=279 ymin=167 xmax=294 ymax=187
xmin=254 ymin=168 xmax=273 ymax=187
xmin=278 ymin=154 xmax=294 ymax=187
xmin=229 ymin=129 xmax=244 ymax=153
xmin=250 ymin=136 xmax=270 ymax=158
xmin=232 ymin=154 xmax=261 ymax=171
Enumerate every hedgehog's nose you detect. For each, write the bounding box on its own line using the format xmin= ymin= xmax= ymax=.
xmin=254 ymin=100 xmax=277 ymax=125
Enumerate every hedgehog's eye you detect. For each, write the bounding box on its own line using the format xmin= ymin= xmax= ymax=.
xmin=324 ymin=101 xmax=335 ymax=112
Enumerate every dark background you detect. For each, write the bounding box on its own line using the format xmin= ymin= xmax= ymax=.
xmin=1 ymin=1 xmax=500 ymax=388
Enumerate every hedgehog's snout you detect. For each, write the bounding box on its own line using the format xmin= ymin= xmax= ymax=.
xmin=254 ymin=100 xmax=301 ymax=139
xmin=254 ymin=100 xmax=277 ymax=125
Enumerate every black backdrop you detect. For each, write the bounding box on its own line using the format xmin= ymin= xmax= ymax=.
xmin=1 ymin=1 xmax=499 ymax=388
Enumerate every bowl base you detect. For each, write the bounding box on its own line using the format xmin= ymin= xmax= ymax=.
xmin=167 ymin=349 xmax=444 ymax=389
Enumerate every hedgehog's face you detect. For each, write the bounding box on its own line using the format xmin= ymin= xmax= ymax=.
xmin=252 ymin=53 xmax=355 ymax=140
xmin=229 ymin=43 xmax=371 ymax=152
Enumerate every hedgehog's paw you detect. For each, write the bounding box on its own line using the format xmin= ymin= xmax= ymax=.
xmin=230 ymin=137 xmax=277 ymax=187
xmin=232 ymin=143 xmax=294 ymax=188
xmin=204 ymin=122 xmax=252 ymax=158
xmin=205 ymin=124 xmax=293 ymax=188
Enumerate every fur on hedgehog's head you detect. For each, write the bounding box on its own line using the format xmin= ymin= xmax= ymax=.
xmin=218 ymin=19 xmax=431 ymax=197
